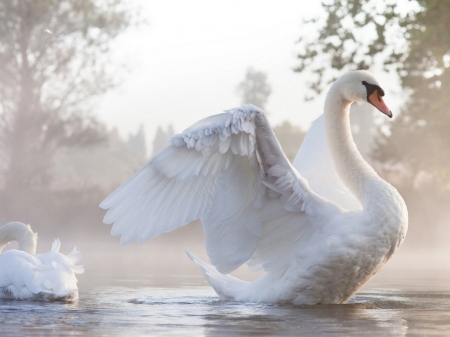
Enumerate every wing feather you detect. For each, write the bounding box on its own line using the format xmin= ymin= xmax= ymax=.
xmin=101 ymin=104 xmax=342 ymax=273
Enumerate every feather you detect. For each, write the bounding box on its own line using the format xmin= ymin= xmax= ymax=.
xmin=101 ymin=104 xmax=344 ymax=291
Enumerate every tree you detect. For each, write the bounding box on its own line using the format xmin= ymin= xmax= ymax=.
xmin=236 ymin=67 xmax=272 ymax=110
xmin=152 ymin=125 xmax=174 ymax=158
xmin=0 ymin=0 xmax=138 ymax=189
xmin=295 ymin=0 xmax=450 ymax=184
xmin=128 ymin=124 xmax=147 ymax=158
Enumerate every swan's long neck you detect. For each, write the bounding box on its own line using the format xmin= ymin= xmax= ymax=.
xmin=324 ymin=88 xmax=380 ymax=207
xmin=0 ymin=222 xmax=37 ymax=254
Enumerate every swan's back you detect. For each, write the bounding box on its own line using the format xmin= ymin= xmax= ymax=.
xmin=0 ymin=240 xmax=84 ymax=301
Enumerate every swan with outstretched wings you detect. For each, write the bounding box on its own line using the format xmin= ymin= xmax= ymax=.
xmin=100 ymin=71 xmax=408 ymax=304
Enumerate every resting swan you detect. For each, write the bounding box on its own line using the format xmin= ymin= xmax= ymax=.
xmin=0 ymin=222 xmax=84 ymax=301
xmin=100 ymin=71 xmax=408 ymax=304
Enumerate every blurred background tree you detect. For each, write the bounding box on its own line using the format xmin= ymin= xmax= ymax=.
xmin=128 ymin=124 xmax=147 ymax=158
xmin=295 ymin=0 xmax=450 ymax=185
xmin=0 ymin=0 xmax=137 ymax=190
xmin=0 ymin=0 xmax=143 ymax=241
xmin=236 ymin=67 xmax=272 ymax=111
xmin=151 ymin=124 xmax=175 ymax=158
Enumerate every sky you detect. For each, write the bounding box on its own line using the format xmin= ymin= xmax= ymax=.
xmin=95 ymin=0 xmax=400 ymax=154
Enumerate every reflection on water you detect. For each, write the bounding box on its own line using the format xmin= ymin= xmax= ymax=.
xmin=1 ymin=286 xmax=450 ymax=336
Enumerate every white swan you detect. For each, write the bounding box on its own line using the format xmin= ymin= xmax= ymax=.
xmin=0 ymin=222 xmax=84 ymax=301
xmin=100 ymin=71 xmax=408 ymax=304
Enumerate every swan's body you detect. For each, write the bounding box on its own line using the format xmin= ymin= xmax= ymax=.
xmin=101 ymin=71 xmax=408 ymax=304
xmin=0 ymin=222 xmax=84 ymax=301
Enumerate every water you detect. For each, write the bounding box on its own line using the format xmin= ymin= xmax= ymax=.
xmin=1 ymin=244 xmax=450 ymax=336
xmin=1 ymin=283 xmax=450 ymax=336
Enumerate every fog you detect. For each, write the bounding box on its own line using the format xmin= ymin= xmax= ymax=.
xmin=96 ymin=0 xmax=327 ymax=146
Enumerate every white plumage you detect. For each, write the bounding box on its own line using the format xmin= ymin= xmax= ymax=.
xmin=101 ymin=71 xmax=408 ymax=304
xmin=0 ymin=222 xmax=83 ymax=301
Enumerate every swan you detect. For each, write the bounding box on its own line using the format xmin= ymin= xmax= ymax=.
xmin=0 ymin=222 xmax=84 ymax=301
xmin=100 ymin=70 xmax=408 ymax=304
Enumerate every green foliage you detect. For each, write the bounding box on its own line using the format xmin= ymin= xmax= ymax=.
xmin=295 ymin=0 xmax=415 ymax=95
xmin=296 ymin=0 xmax=450 ymax=183
xmin=0 ymin=0 xmax=139 ymax=189
xmin=373 ymin=0 xmax=450 ymax=183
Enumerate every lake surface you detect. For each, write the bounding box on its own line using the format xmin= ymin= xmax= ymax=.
xmin=1 ymin=283 xmax=450 ymax=336
xmin=1 ymin=245 xmax=450 ymax=336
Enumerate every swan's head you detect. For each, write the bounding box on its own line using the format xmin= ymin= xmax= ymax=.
xmin=332 ymin=70 xmax=392 ymax=118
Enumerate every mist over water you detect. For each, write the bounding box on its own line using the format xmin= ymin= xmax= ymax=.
xmin=1 ymin=182 xmax=450 ymax=337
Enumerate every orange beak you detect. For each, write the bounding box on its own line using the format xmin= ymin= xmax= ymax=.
xmin=368 ymin=91 xmax=392 ymax=118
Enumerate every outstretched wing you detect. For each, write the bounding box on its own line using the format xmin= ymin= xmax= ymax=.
xmin=100 ymin=104 xmax=340 ymax=274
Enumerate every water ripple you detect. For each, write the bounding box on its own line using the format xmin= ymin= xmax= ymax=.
xmin=1 ymin=286 xmax=450 ymax=336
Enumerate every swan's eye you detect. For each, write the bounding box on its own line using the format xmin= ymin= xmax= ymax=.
xmin=361 ymin=81 xmax=384 ymax=101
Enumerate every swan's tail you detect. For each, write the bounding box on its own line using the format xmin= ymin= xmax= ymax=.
xmin=186 ymin=251 xmax=247 ymax=301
